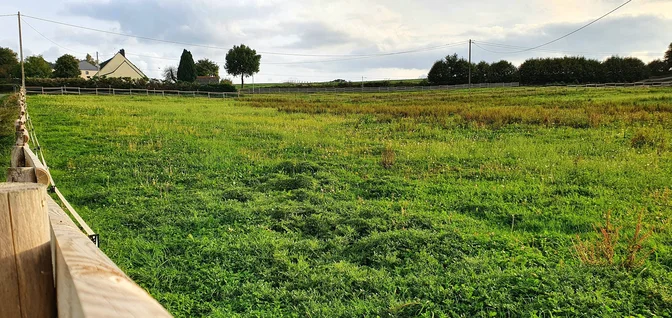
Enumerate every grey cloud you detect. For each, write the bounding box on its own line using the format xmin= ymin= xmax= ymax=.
xmin=63 ymin=1 xmax=279 ymax=45
xmin=298 ymin=14 xmax=671 ymax=75
xmin=280 ymin=22 xmax=359 ymax=49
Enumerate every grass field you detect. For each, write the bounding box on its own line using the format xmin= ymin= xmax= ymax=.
xmin=9 ymin=87 xmax=672 ymax=317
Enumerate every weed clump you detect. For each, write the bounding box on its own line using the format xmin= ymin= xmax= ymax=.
xmin=630 ymin=128 xmax=665 ymax=149
xmin=381 ymin=145 xmax=395 ymax=169
xmin=275 ymin=160 xmax=319 ymax=174
xmin=267 ymin=174 xmax=315 ymax=191
xmin=222 ymin=187 xmax=253 ymax=202
xmin=574 ymin=211 xmax=619 ymax=266
xmin=574 ymin=210 xmax=655 ymax=270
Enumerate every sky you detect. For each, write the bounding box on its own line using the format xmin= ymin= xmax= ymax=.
xmin=0 ymin=0 xmax=670 ymax=83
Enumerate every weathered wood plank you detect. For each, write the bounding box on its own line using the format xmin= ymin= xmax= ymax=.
xmin=47 ymin=197 xmax=172 ymax=317
xmin=0 ymin=188 xmax=22 ymax=318
xmin=6 ymin=167 xmax=37 ymax=183
xmin=10 ymin=146 xmax=25 ymax=168
xmin=0 ymin=183 xmax=56 ymax=318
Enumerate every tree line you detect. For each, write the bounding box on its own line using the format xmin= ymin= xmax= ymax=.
xmin=161 ymin=45 xmax=260 ymax=89
xmin=0 ymin=44 xmax=262 ymax=89
xmin=428 ymin=42 xmax=672 ymax=85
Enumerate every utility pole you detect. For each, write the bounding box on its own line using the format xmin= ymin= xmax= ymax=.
xmin=96 ymin=51 xmax=100 ymax=74
xmin=17 ymin=12 xmax=25 ymax=88
xmin=468 ymin=39 xmax=472 ymax=89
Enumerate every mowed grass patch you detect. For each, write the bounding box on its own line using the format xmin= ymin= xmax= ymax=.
xmin=17 ymin=89 xmax=672 ymax=317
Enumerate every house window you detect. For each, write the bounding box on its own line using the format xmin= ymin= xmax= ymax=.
xmin=87 ymin=76 xmax=91 ymax=79
xmin=86 ymin=71 xmax=89 ymax=75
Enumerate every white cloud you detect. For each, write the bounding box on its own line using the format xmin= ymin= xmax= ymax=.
xmin=0 ymin=0 xmax=669 ymax=82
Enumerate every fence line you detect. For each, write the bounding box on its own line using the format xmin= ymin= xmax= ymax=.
xmin=243 ymin=82 xmax=520 ymax=94
xmin=25 ymin=86 xmax=239 ymax=98
xmin=20 ymin=81 xmax=672 ymax=98
xmin=564 ymin=82 xmax=672 ymax=88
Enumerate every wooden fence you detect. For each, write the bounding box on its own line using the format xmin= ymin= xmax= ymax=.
xmin=1 ymin=88 xmax=172 ymax=317
xmin=25 ymin=86 xmax=239 ymax=98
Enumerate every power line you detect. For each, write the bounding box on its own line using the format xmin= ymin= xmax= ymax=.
xmin=264 ymin=42 xmax=468 ymax=65
xmin=22 ymin=14 xmax=468 ymax=59
xmin=473 ymin=41 xmax=661 ymax=57
xmin=0 ymin=13 xmax=17 ymax=17
xmin=111 ymin=41 xmax=467 ymax=66
xmin=21 ymin=18 xmax=88 ymax=55
xmin=481 ymin=0 xmax=632 ymax=54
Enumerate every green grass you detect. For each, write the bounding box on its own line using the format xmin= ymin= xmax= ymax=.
xmin=14 ymin=87 xmax=672 ymax=317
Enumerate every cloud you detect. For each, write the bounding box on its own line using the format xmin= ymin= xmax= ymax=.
xmin=280 ymin=22 xmax=359 ymax=49
xmin=0 ymin=0 xmax=669 ymax=82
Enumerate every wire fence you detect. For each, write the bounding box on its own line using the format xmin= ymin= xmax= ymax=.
xmin=25 ymin=86 xmax=239 ymax=98
xmin=564 ymin=82 xmax=672 ymax=88
xmin=243 ymin=82 xmax=520 ymax=94
xmin=20 ymin=81 xmax=672 ymax=98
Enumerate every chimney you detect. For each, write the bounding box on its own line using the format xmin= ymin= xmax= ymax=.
xmin=119 ymin=49 xmax=125 ymax=57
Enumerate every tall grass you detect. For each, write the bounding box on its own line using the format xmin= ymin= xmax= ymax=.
xmin=14 ymin=88 xmax=672 ymax=317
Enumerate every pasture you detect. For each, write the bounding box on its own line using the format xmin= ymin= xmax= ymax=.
xmin=9 ymin=87 xmax=672 ymax=317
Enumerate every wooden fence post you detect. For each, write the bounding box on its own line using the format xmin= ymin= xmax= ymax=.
xmin=0 ymin=183 xmax=56 ymax=318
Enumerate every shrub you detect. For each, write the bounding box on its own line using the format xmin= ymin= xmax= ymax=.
xmin=7 ymin=77 xmax=237 ymax=92
xmin=0 ymin=93 xmax=18 ymax=137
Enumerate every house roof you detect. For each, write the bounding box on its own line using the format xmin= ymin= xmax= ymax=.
xmin=99 ymin=49 xmax=125 ymax=70
xmin=79 ymin=60 xmax=98 ymax=71
xmin=97 ymin=49 xmax=147 ymax=79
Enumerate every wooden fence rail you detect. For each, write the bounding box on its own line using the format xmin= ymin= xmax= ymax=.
xmin=1 ymin=88 xmax=172 ymax=317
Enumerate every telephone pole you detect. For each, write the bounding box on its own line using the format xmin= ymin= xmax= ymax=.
xmin=17 ymin=12 xmax=25 ymax=88
xmin=468 ymin=39 xmax=472 ymax=89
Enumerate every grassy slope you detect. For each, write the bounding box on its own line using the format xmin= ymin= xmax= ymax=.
xmin=22 ymin=88 xmax=672 ymax=317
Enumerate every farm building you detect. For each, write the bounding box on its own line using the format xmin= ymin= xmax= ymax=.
xmin=97 ymin=49 xmax=147 ymax=79
xmin=196 ymin=76 xmax=220 ymax=84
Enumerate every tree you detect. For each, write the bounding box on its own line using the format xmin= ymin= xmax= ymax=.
xmin=24 ymin=55 xmax=52 ymax=78
xmin=473 ymin=61 xmax=490 ymax=83
xmin=427 ymin=54 xmax=470 ymax=85
xmin=163 ymin=66 xmax=178 ymax=83
xmin=224 ymin=44 xmax=261 ymax=89
xmin=648 ymin=59 xmax=669 ymax=77
xmin=603 ymin=56 xmax=649 ymax=83
xmin=85 ymin=53 xmax=96 ymax=66
xmin=427 ymin=60 xmax=449 ymax=85
xmin=53 ymin=54 xmax=80 ymax=78
xmin=489 ymin=60 xmax=518 ymax=83
xmin=195 ymin=58 xmax=219 ymax=77
xmin=665 ymin=42 xmax=672 ymax=68
xmin=0 ymin=47 xmax=19 ymax=80
xmin=177 ymin=49 xmax=197 ymax=82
